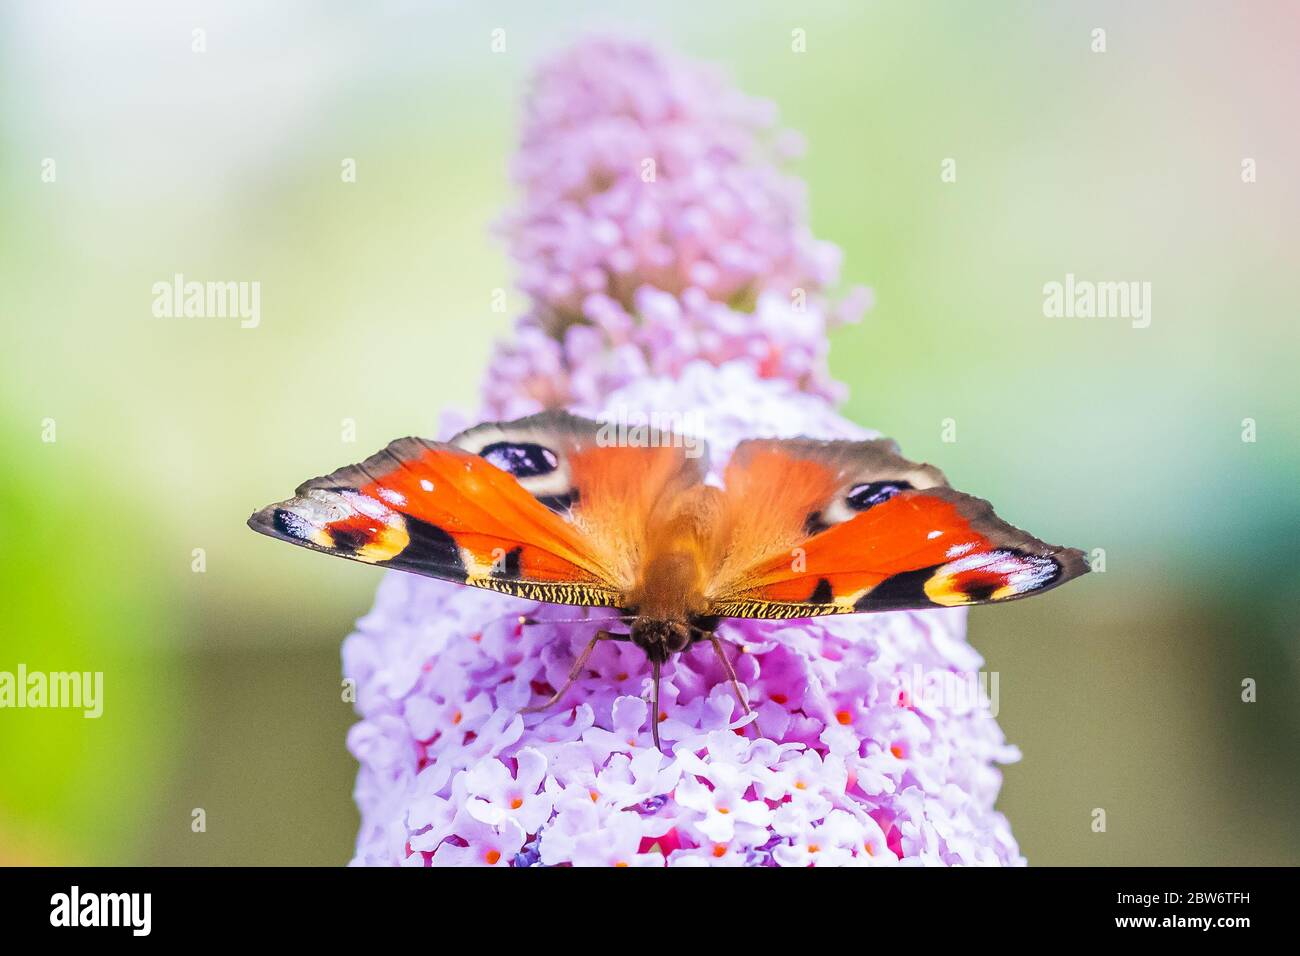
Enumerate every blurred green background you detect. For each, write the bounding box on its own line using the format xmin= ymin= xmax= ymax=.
xmin=2 ymin=1 xmax=1297 ymax=865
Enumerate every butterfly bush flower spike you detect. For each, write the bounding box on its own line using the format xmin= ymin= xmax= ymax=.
xmin=344 ymin=37 xmax=1025 ymax=867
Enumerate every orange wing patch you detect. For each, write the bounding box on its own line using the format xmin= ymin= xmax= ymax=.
xmin=450 ymin=411 xmax=709 ymax=598
xmin=707 ymin=442 xmax=1087 ymax=619
xmin=248 ymin=438 xmax=626 ymax=608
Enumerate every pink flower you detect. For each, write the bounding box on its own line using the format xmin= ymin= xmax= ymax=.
xmin=342 ymin=37 xmax=1024 ymax=867
xmin=570 ymin=812 xmax=663 ymax=868
xmin=460 ymin=748 xmax=553 ymax=833
xmin=772 ymin=810 xmax=875 ymax=868
xmin=674 ymin=757 xmax=774 ymax=844
xmin=429 ymin=818 xmax=526 ymax=868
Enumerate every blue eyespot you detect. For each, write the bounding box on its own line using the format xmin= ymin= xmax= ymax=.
xmin=479 ymin=441 xmax=559 ymax=478
xmin=846 ymin=480 xmax=912 ymax=511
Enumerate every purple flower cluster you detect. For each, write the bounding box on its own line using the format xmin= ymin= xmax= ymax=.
xmin=483 ymin=37 xmax=870 ymax=417
xmin=344 ymin=37 xmax=1024 ymax=866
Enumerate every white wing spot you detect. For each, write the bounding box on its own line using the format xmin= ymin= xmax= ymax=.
xmin=419 ymin=479 xmax=435 ymax=492
xmin=927 ymin=530 xmax=942 ymax=539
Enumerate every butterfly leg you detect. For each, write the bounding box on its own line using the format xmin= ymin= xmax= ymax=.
xmin=521 ymin=629 xmax=622 ymax=714
xmin=706 ymin=633 xmax=763 ymax=741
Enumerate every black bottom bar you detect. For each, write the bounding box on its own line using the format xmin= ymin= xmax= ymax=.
xmin=0 ymin=866 xmax=1286 ymax=940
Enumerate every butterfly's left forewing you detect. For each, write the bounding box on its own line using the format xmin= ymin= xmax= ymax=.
xmin=706 ymin=438 xmax=1088 ymax=619
xmin=249 ymin=411 xmax=709 ymax=612
xmin=248 ymin=436 xmax=627 ymax=607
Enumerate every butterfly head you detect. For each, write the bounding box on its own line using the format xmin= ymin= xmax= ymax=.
xmin=629 ymin=618 xmax=693 ymax=664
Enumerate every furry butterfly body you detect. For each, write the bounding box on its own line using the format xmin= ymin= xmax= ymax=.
xmin=249 ymin=411 xmax=1088 ymax=747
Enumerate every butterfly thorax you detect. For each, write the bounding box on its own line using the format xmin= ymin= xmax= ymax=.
xmin=620 ymin=483 xmax=722 ymax=660
xmin=625 ymin=485 xmax=719 ymax=617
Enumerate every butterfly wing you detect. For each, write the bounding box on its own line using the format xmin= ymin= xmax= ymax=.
xmin=705 ymin=438 xmax=1088 ymax=619
xmin=248 ymin=411 xmax=707 ymax=610
xmin=449 ymin=411 xmax=709 ymax=595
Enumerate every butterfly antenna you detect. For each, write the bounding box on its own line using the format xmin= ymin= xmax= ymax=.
xmin=518 ymin=614 xmax=638 ymax=628
xmin=651 ymin=658 xmax=663 ymax=753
